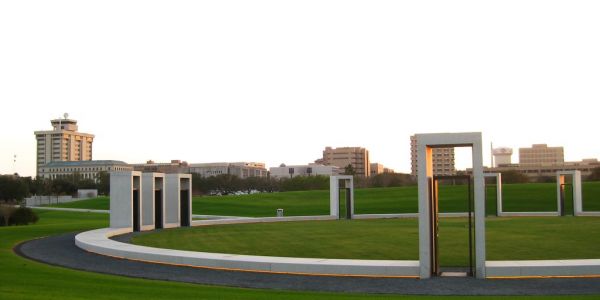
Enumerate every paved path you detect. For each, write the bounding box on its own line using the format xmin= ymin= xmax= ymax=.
xmin=15 ymin=233 xmax=600 ymax=296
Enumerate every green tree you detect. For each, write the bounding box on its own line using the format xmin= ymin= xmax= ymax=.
xmin=587 ymin=167 xmax=600 ymax=181
xmin=96 ymin=171 xmax=110 ymax=195
xmin=0 ymin=175 xmax=29 ymax=204
xmin=343 ymin=164 xmax=356 ymax=176
xmin=501 ymin=170 xmax=529 ymax=184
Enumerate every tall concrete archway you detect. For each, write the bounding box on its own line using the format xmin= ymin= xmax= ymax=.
xmin=416 ymin=132 xmax=485 ymax=279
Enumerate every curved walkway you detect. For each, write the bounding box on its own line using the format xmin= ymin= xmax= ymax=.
xmin=15 ymin=233 xmax=600 ymax=296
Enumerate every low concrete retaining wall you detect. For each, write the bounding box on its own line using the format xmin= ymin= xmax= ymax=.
xmin=75 ymin=215 xmax=600 ymax=279
xmin=75 ymin=216 xmax=420 ymax=277
xmin=498 ymin=212 xmax=560 ymax=217
xmin=28 ymin=206 xmax=109 ymax=214
xmin=576 ymin=212 xmax=600 ymax=217
xmin=486 ymin=260 xmax=600 ymax=277
xmin=26 ymin=196 xmax=75 ymax=206
xmin=354 ymin=212 xmax=471 ymax=220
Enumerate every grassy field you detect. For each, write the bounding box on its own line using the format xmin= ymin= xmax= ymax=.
xmin=5 ymin=211 xmax=598 ymax=299
xmin=133 ymin=217 xmax=600 ymax=267
xmin=50 ymin=182 xmax=600 ymax=217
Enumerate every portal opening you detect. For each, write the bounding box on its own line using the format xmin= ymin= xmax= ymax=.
xmin=133 ymin=189 xmax=140 ymax=232
xmin=180 ymin=190 xmax=190 ymax=226
xmin=338 ymin=179 xmax=353 ymax=219
xmin=429 ymin=175 xmax=474 ymax=277
xmin=155 ymin=189 xmax=163 ymax=229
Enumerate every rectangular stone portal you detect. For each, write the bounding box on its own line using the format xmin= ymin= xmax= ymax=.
xmin=110 ymin=171 xmax=143 ymax=230
xmin=416 ymin=132 xmax=485 ymax=279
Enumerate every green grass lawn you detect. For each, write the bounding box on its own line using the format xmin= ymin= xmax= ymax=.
xmin=133 ymin=217 xmax=600 ymax=267
xmin=5 ymin=211 xmax=596 ymax=299
xmin=49 ymin=182 xmax=600 ymax=217
xmin=50 ymin=196 xmax=110 ymax=209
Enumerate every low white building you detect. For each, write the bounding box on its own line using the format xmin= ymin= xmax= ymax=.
xmin=38 ymin=160 xmax=132 ymax=181
xmin=269 ymin=164 xmax=340 ymax=179
xmin=188 ymin=162 xmax=268 ymax=179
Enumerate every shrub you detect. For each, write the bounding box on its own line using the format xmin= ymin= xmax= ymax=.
xmin=10 ymin=207 xmax=39 ymax=225
xmin=0 ymin=206 xmax=38 ymax=226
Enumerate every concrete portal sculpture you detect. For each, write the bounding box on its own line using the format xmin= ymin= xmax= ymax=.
xmin=556 ymin=171 xmax=582 ymax=216
xmin=165 ymin=174 xmax=192 ymax=228
xmin=484 ymin=173 xmax=502 ymax=216
xmin=142 ymin=173 xmax=165 ymax=231
xmin=110 ymin=172 xmax=191 ymax=231
xmin=330 ymin=175 xmax=354 ymax=219
xmin=416 ymin=132 xmax=485 ymax=279
xmin=110 ymin=171 xmax=143 ymax=231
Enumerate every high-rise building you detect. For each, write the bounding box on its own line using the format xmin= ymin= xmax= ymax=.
xmin=34 ymin=115 xmax=94 ymax=177
xmin=519 ymin=144 xmax=564 ymax=166
xmin=410 ymin=135 xmax=455 ymax=176
xmin=320 ymin=147 xmax=371 ymax=177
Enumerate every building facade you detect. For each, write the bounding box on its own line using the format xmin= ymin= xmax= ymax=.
xmin=410 ymin=135 xmax=456 ymax=176
xmin=38 ymin=160 xmax=132 ymax=181
xmin=269 ymin=164 xmax=340 ymax=178
xmin=34 ymin=116 xmax=94 ymax=177
xmin=131 ymin=160 xmax=189 ymax=174
xmin=485 ymin=158 xmax=599 ymax=178
xmin=519 ymin=144 xmax=564 ymax=166
xmin=188 ymin=162 xmax=268 ymax=179
xmin=320 ymin=147 xmax=370 ymax=177
xmin=370 ymin=163 xmax=394 ymax=176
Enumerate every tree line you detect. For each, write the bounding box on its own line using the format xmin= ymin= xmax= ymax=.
xmin=191 ymin=172 xmax=417 ymax=195
xmin=2 ymin=167 xmax=599 ymax=202
xmin=0 ymin=172 xmax=110 ymax=204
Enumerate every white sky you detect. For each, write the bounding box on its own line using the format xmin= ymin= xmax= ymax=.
xmin=1 ymin=0 xmax=599 ymax=177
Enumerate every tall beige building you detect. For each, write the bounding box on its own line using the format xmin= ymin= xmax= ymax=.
xmin=519 ymin=144 xmax=564 ymax=166
xmin=34 ymin=116 xmax=94 ymax=177
xmin=320 ymin=147 xmax=370 ymax=177
xmin=410 ymin=135 xmax=455 ymax=176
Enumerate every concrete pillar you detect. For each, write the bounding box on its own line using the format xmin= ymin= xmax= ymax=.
xmin=330 ymin=175 xmax=354 ymax=219
xmin=109 ymin=171 xmax=142 ymax=230
xmin=142 ymin=173 xmax=165 ymax=231
xmin=556 ymin=171 xmax=582 ymax=216
xmin=165 ymin=174 xmax=192 ymax=228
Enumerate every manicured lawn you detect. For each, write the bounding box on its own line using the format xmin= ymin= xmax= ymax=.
xmin=5 ymin=211 xmax=596 ymax=299
xmin=133 ymin=217 xmax=600 ymax=267
xmin=47 ymin=182 xmax=600 ymax=217
xmin=50 ymin=196 xmax=110 ymax=210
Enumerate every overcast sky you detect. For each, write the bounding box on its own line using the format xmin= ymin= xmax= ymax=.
xmin=1 ymin=0 xmax=599 ymax=177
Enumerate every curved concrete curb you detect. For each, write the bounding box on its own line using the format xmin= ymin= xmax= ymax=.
xmin=75 ymin=216 xmax=420 ymax=277
xmin=75 ymin=215 xmax=600 ymax=279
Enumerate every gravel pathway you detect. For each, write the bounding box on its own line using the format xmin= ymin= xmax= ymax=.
xmin=15 ymin=233 xmax=600 ymax=296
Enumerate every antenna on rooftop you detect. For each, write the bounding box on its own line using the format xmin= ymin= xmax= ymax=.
xmin=13 ymin=154 xmax=17 ymax=175
xmin=64 ymin=112 xmax=69 ymax=119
